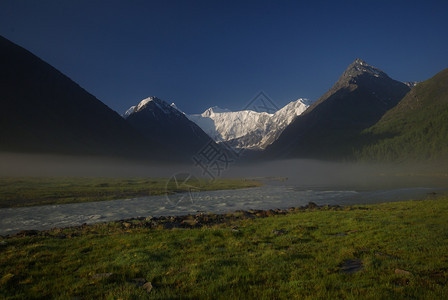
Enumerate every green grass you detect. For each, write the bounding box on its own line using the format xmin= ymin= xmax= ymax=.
xmin=1 ymin=195 xmax=447 ymax=299
xmin=0 ymin=177 xmax=262 ymax=208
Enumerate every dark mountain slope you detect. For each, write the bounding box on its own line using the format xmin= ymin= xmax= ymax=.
xmin=356 ymin=67 xmax=448 ymax=161
xmin=0 ymin=35 xmax=163 ymax=158
xmin=124 ymin=97 xmax=218 ymax=160
xmin=264 ymin=59 xmax=410 ymax=160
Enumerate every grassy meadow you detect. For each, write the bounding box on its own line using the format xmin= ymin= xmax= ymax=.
xmin=1 ymin=194 xmax=447 ymax=299
xmin=0 ymin=177 xmax=262 ymax=208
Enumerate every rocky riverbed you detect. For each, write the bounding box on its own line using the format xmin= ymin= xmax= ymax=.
xmin=4 ymin=201 xmax=345 ymax=238
xmin=0 ymin=185 xmax=443 ymax=235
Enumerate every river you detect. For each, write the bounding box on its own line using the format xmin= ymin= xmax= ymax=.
xmin=0 ymin=185 xmax=443 ymax=235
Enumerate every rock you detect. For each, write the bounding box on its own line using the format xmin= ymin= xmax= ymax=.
xmin=231 ymin=226 xmax=239 ymax=232
xmin=265 ymin=209 xmax=275 ymax=216
xmin=142 ymin=281 xmax=153 ymax=294
xmin=339 ymin=259 xmax=363 ymax=274
xmin=131 ymin=278 xmax=147 ymax=286
xmin=330 ymin=205 xmax=342 ymax=210
xmin=305 ymin=202 xmax=318 ymax=209
xmin=122 ymin=222 xmax=132 ymax=228
xmin=0 ymin=241 xmax=7 ymax=247
xmin=272 ymin=229 xmax=287 ymax=236
xmin=357 ymin=207 xmax=370 ymax=210
xmin=163 ymin=222 xmax=181 ymax=229
xmin=91 ymin=273 xmax=114 ymax=280
xmin=13 ymin=230 xmax=39 ymax=237
xmin=394 ymin=268 xmax=412 ymax=276
xmin=181 ymin=219 xmax=198 ymax=227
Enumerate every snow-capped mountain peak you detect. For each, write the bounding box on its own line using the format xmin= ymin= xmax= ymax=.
xmin=123 ymin=96 xmax=217 ymax=160
xmin=123 ymin=96 xmax=183 ymax=119
xmin=170 ymin=102 xmax=185 ymax=114
xmin=274 ymin=98 xmax=313 ymax=119
xmin=348 ymin=58 xmax=388 ymax=78
xmin=188 ymin=98 xmax=312 ymax=150
xmin=123 ymin=105 xmax=136 ymax=118
xmin=123 ymin=96 xmax=312 ymax=150
xmin=202 ymin=106 xmax=232 ymax=117
xmin=403 ymin=81 xmax=419 ymax=88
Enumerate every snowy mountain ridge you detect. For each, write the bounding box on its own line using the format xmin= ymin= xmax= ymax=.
xmin=188 ymin=98 xmax=312 ymax=150
xmin=124 ymin=96 xmax=184 ymax=117
xmin=123 ymin=96 xmax=312 ymax=150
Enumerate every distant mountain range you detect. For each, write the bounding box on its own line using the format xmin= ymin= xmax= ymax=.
xmin=187 ymin=99 xmax=312 ymax=150
xmin=2 ymin=35 xmax=447 ymax=163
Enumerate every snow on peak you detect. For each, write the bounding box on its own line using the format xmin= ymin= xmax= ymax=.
xmin=273 ymin=98 xmax=312 ymax=121
xmin=403 ymin=81 xmax=419 ymax=88
xmin=202 ymin=106 xmax=232 ymax=117
xmin=349 ymin=58 xmax=386 ymax=78
xmin=188 ymin=98 xmax=312 ymax=149
xmin=170 ymin=103 xmax=178 ymax=109
xmin=123 ymin=105 xmax=136 ymax=118
xmin=354 ymin=58 xmax=367 ymax=66
xmin=135 ymin=96 xmax=159 ymax=112
xmin=123 ymin=96 xmax=183 ymax=118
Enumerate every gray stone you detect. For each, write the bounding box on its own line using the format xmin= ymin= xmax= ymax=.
xmin=143 ymin=282 xmax=153 ymax=294
xmin=394 ymin=268 xmax=412 ymax=276
xmin=90 ymin=273 xmax=114 ymax=280
xmin=339 ymin=259 xmax=363 ymax=274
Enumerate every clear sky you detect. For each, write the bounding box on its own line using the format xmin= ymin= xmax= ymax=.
xmin=1 ymin=0 xmax=447 ymax=115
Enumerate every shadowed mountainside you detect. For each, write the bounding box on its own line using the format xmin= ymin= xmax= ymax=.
xmin=264 ymin=59 xmax=410 ymax=160
xmin=0 ymin=36 xmax=166 ymax=159
xmin=124 ymin=97 xmax=219 ymax=161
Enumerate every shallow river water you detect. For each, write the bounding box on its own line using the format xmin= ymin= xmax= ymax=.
xmin=0 ymin=185 xmax=443 ymax=235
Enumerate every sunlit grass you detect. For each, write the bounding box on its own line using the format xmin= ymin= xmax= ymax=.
xmin=1 ymin=195 xmax=447 ymax=298
xmin=0 ymin=177 xmax=262 ymax=208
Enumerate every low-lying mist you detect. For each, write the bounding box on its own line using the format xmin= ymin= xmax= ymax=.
xmin=1 ymin=152 xmax=446 ymax=190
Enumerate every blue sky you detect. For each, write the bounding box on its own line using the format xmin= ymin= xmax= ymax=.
xmin=1 ymin=0 xmax=447 ymax=115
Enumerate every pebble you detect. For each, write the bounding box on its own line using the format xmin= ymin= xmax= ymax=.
xmin=394 ymin=268 xmax=412 ymax=276
xmin=142 ymin=282 xmax=153 ymax=294
xmin=339 ymin=259 xmax=363 ymax=274
xmin=90 ymin=273 xmax=114 ymax=280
